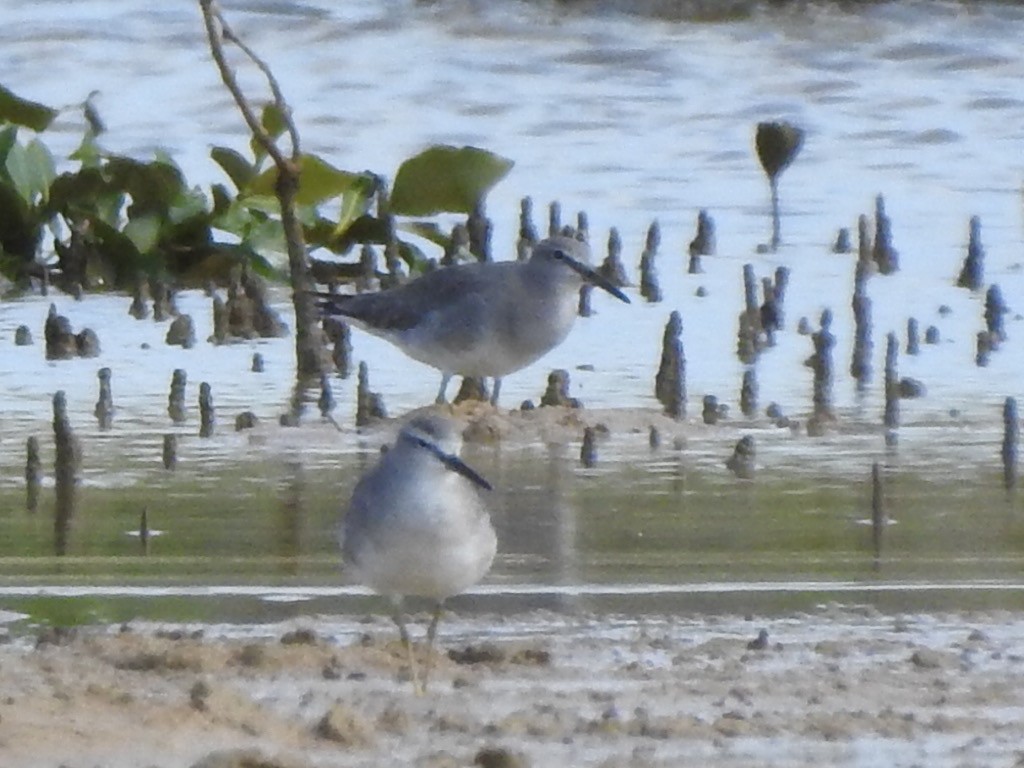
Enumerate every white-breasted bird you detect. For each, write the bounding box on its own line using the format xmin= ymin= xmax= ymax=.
xmin=339 ymin=413 xmax=496 ymax=690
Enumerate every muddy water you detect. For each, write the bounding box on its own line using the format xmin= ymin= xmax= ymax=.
xmin=2 ymin=3 xmax=1024 ymax=623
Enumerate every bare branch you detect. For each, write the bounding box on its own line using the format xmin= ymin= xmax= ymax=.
xmin=199 ymin=0 xmax=328 ymax=380
xmin=198 ymin=0 xmax=293 ymax=170
xmin=220 ymin=24 xmax=301 ymax=159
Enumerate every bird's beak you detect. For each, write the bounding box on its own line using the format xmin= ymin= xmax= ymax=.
xmin=438 ymin=451 xmax=494 ymax=492
xmin=413 ymin=436 xmax=493 ymax=491
xmin=565 ymin=258 xmax=630 ymax=303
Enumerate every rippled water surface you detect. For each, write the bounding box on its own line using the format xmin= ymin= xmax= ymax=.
xmin=1 ymin=0 xmax=1024 ymax=621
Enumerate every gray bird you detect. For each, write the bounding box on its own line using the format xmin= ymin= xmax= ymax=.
xmin=339 ymin=413 xmax=496 ymax=691
xmin=316 ymin=235 xmax=630 ymax=405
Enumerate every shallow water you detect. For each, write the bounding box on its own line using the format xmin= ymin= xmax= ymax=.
xmin=2 ymin=1 xmax=1024 ymax=623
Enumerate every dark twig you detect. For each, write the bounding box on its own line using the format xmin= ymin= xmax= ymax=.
xmin=199 ymin=2 xmax=297 ymax=167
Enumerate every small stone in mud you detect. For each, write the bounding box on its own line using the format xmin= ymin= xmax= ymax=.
xmin=234 ymin=411 xmax=259 ymax=431
xmin=910 ymin=648 xmax=958 ymax=670
xmin=898 ymin=378 xmax=925 ymax=398
xmin=689 ymin=208 xmax=716 ymax=258
xmin=189 ymin=680 xmax=216 ymax=711
xmin=162 ymin=434 xmax=177 ymax=471
xmin=925 ymin=325 xmax=940 ymax=344
xmin=76 ymin=327 xmax=101 ymax=357
xmin=956 ymin=215 xmax=985 ymax=291
xmin=509 ymin=647 xmax=552 ymax=666
xmin=702 ymin=395 xmax=721 ymax=425
xmin=598 ymin=227 xmax=629 ymax=287
xmin=14 ymin=325 xmax=32 ymax=345
xmin=746 ymin=629 xmax=769 ymax=650
xmin=233 ymin=643 xmax=267 ymax=668
xmin=166 ymin=314 xmax=197 ymax=348
xmin=315 ymin=704 xmax=374 ymax=747
xmin=726 ymin=436 xmax=755 ymax=480
xmin=474 ymin=747 xmax=529 ymax=768
xmin=449 ymin=642 xmax=506 ymax=665
xmin=44 ymin=304 xmax=77 ymax=359
xmin=280 ymin=628 xmax=317 ymax=646
xmin=252 ymin=353 xmax=264 ymax=372
xmin=377 ymin=704 xmax=412 ymax=735
xmin=832 ymin=227 xmax=851 ymax=254
xmin=454 ymin=375 xmax=489 ymax=404
xmin=129 ymin=280 xmax=150 ymax=321
xmin=321 ymin=657 xmax=343 ymax=680
xmin=35 ymin=625 xmax=77 ymax=648
xmin=156 ymin=627 xmax=201 ymax=641
xmin=356 ymin=362 xmax=387 ymax=427
xmin=580 ymin=426 xmax=597 ymax=467
xmin=189 ymin=748 xmax=313 ymax=768
xmin=540 ymin=369 xmax=580 ymax=408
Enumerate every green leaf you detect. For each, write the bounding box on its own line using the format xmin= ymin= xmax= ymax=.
xmin=237 ymin=193 xmax=282 ymax=216
xmin=243 ymin=216 xmax=287 ymax=256
xmin=390 ymin=145 xmax=513 ymax=216
xmin=168 ymin=187 xmax=209 ymax=225
xmin=0 ymin=85 xmax=58 ymax=132
xmin=4 ymin=138 xmax=55 ymax=205
xmin=211 ymin=196 xmax=257 ymax=238
xmin=249 ymin=154 xmax=370 ymax=207
xmin=0 ymin=182 xmax=40 ymax=259
xmin=0 ymin=125 xmax=18 ymax=166
xmin=211 ymin=146 xmax=256 ymax=191
xmin=211 ymin=183 xmax=233 ymax=216
xmin=261 ymin=102 xmax=287 ymax=139
xmin=397 ymin=220 xmax=449 ymax=250
xmin=89 ymin=217 xmax=147 ymax=278
xmin=332 ymin=173 xmax=378 ymax=238
xmin=106 ymin=156 xmax=186 ymax=215
xmin=332 ymin=214 xmax=388 ymax=249
xmin=249 ymin=103 xmax=288 ymax=163
xmin=47 ymin=167 xmax=127 ymax=226
xmin=397 ymin=240 xmax=431 ymax=273
xmin=123 ymin=212 xmax=162 ymax=254
xmin=70 ymin=128 xmax=103 ymax=168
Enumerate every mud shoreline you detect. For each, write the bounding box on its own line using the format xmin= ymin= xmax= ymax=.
xmin=2 ymin=607 xmax=1022 ymax=767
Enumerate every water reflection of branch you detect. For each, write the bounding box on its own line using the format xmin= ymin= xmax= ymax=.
xmin=277 ymin=461 xmax=305 ymax=575
xmin=52 ymin=391 xmax=81 ymax=557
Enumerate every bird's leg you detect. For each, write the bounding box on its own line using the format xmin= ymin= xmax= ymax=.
xmin=488 ymin=378 xmax=503 ymax=407
xmin=420 ymin=600 xmax=445 ymax=692
xmin=435 ymin=373 xmax=452 ymax=405
xmin=390 ymin=597 xmax=422 ymax=692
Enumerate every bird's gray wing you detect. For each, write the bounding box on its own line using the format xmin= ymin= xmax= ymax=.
xmin=314 ymin=264 xmax=505 ymax=333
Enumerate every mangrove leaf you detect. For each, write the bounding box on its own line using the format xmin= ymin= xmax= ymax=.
xmin=390 ymin=145 xmax=513 ymax=216
xmin=4 ymin=137 xmax=55 ymax=205
xmin=0 ymin=85 xmax=58 ymax=132
xmin=249 ymin=153 xmax=372 ymax=207
xmin=211 ymin=146 xmax=256 ymax=191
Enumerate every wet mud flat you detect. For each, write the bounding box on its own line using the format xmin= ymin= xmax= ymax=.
xmin=1 ymin=607 xmax=1023 ymax=768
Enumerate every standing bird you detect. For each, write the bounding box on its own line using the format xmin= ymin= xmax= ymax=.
xmin=340 ymin=413 xmax=496 ymax=691
xmin=316 ymin=235 xmax=630 ymax=405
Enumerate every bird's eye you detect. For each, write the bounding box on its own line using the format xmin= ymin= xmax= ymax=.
xmin=552 ymin=249 xmax=566 ymax=260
